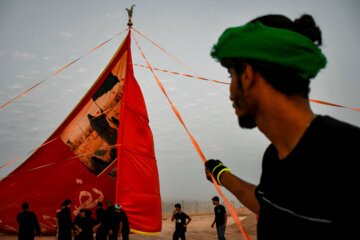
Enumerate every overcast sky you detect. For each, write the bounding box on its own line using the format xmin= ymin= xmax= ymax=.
xmin=0 ymin=0 xmax=359 ymax=202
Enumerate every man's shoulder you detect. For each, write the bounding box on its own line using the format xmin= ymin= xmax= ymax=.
xmin=314 ymin=115 xmax=360 ymax=135
xmin=181 ymin=212 xmax=189 ymax=218
xmin=310 ymin=115 xmax=360 ymax=147
xmin=216 ymin=205 xmax=226 ymax=212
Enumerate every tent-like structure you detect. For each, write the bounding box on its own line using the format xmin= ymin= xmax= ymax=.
xmin=0 ymin=23 xmax=161 ymax=235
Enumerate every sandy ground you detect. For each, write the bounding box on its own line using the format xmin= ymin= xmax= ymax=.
xmin=0 ymin=208 xmax=257 ymax=240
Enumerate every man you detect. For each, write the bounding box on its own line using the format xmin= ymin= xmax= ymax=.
xmin=16 ymin=202 xmax=41 ymax=240
xmin=74 ymin=209 xmax=95 ymax=240
xmin=211 ymin=196 xmax=227 ymax=240
xmin=171 ymin=203 xmax=191 ymax=240
xmin=205 ymin=14 xmax=359 ymax=239
xmin=109 ymin=204 xmax=130 ymax=240
xmin=95 ymin=202 xmax=107 ymax=240
xmin=102 ymin=200 xmax=115 ymax=239
xmin=56 ymin=199 xmax=74 ymax=240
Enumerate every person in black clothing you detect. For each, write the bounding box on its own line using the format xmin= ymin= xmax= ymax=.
xmin=74 ymin=209 xmax=96 ymax=240
xmin=102 ymin=200 xmax=115 ymax=239
xmin=205 ymin=13 xmax=359 ymax=239
xmin=171 ymin=203 xmax=191 ymax=240
xmin=56 ymin=199 xmax=74 ymax=240
xmin=211 ymin=196 xmax=227 ymax=240
xmin=109 ymin=204 xmax=130 ymax=240
xmin=95 ymin=202 xmax=107 ymax=240
xmin=16 ymin=202 xmax=41 ymax=240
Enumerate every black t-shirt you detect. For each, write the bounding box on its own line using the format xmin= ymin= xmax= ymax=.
xmin=214 ymin=205 xmax=226 ymax=226
xmin=103 ymin=206 xmax=115 ymax=230
xmin=17 ymin=211 xmax=41 ymax=237
xmin=173 ymin=212 xmax=189 ymax=232
xmin=96 ymin=208 xmax=105 ymax=223
xmin=74 ymin=215 xmax=96 ymax=238
xmin=255 ymin=115 xmax=359 ymax=239
xmin=112 ymin=210 xmax=130 ymax=231
xmin=56 ymin=207 xmax=73 ymax=231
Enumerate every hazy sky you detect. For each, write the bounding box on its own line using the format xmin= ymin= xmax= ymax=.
xmin=0 ymin=0 xmax=359 ymax=202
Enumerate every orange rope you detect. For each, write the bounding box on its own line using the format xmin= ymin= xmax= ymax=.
xmin=134 ymin=63 xmax=359 ymax=113
xmin=131 ymin=30 xmax=251 ymax=240
xmin=0 ymin=138 xmax=58 ymax=169
xmin=132 ymin=28 xmax=201 ymax=75
xmin=0 ymin=29 xmax=127 ymax=111
xmin=0 ymin=104 xmax=122 ymax=170
xmin=309 ymin=99 xmax=360 ymax=112
xmin=132 ymin=63 xmax=229 ymax=85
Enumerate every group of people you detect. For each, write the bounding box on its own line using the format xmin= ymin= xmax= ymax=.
xmin=171 ymin=196 xmax=227 ymax=240
xmin=56 ymin=199 xmax=129 ymax=240
xmin=18 ymin=197 xmax=227 ymax=240
xmin=17 ymin=199 xmax=129 ymax=240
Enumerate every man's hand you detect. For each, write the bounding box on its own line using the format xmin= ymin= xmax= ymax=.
xmin=205 ymin=159 xmax=231 ymax=185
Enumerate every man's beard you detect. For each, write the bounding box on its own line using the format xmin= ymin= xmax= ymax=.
xmin=238 ymin=114 xmax=257 ymax=129
xmin=234 ymin=96 xmax=257 ymax=129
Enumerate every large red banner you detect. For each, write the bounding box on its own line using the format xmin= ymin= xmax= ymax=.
xmin=0 ymin=31 xmax=161 ymax=235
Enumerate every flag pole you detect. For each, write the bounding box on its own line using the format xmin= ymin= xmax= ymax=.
xmin=126 ymin=4 xmax=135 ymax=28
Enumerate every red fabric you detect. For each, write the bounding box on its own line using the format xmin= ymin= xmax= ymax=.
xmin=116 ymin=32 xmax=161 ymax=233
xmin=0 ymin=31 xmax=161 ymax=235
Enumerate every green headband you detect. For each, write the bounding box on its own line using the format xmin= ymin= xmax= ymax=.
xmin=211 ymin=22 xmax=327 ymax=79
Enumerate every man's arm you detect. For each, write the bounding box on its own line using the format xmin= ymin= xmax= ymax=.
xmin=33 ymin=213 xmax=41 ymax=235
xmin=205 ymin=161 xmax=260 ymax=214
xmin=185 ymin=216 xmax=191 ymax=226
xmin=219 ymin=172 xmax=259 ymax=214
xmin=119 ymin=222 xmax=123 ymax=236
xmin=171 ymin=210 xmax=176 ymax=222
xmin=223 ymin=213 xmax=227 ymax=228
xmin=211 ymin=217 xmax=216 ymax=228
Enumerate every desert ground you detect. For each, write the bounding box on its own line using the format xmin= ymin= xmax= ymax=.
xmin=0 ymin=208 xmax=257 ymax=240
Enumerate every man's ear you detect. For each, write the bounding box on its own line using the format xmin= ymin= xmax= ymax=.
xmin=240 ymin=63 xmax=255 ymax=90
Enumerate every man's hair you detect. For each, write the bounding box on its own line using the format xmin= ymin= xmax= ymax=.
xmin=212 ymin=196 xmax=219 ymax=202
xmin=223 ymin=14 xmax=323 ymax=98
xmin=174 ymin=203 xmax=181 ymax=209
xmin=97 ymin=202 xmax=103 ymax=207
xmin=21 ymin=202 xmax=29 ymax=210
xmin=64 ymin=199 xmax=72 ymax=206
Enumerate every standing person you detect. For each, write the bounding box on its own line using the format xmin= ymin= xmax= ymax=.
xmin=171 ymin=203 xmax=191 ymax=240
xmin=55 ymin=202 xmax=65 ymax=239
xmin=109 ymin=204 xmax=130 ymax=240
xmin=205 ymin=14 xmax=359 ymax=239
xmin=211 ymin=196 xmax=227 ymax=240
xmin=73 ymin=209 xmax=95 ymax=240
xmin=103 ymin=200 xmax=115 ymax=239
xmin=95 ymin=202 xmax=107 ymax=240
xmin=56 ymin=199 xmax=74 ymax=240
xmin=16 ymin=202 xmax=41 ymax=240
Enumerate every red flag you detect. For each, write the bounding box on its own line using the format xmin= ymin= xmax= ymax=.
xmin=116 ymin=32 xmax=161 ymax=234
xmin=0 ymin=31 xmax=161 ymax=235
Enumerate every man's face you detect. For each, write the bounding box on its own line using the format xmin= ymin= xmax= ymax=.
xmin=229 ymin=67 xmax=257 ymax=129
xmin=80 ymin=212 xmax=86 ymax=218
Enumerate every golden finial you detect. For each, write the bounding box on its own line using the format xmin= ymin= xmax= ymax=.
xmin=126 ymin=4 xmax=135 ymax=27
